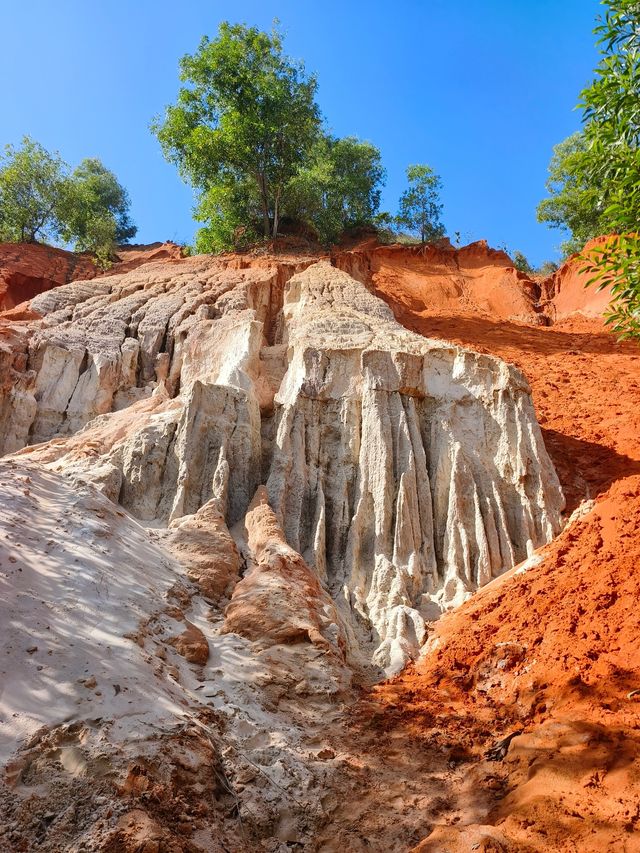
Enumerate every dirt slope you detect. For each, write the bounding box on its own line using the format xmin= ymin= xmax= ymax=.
xmin=316 ymin=292 xmax=640 ymax=851
xmin=541 ymin=236 xmax=616 ymax=321
xmin=0 ymin=241 xmax=183 ymax=313
xmin=336 ymin=240 xmax=544 ymax=324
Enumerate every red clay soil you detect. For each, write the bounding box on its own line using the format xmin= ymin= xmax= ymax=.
xmin=0 ymin=241 xmax=183 ymax=312
xmin=319 ymin=271 xmax=640 ymax=851
xmin=336 ymin=240 xmax=544 ymax=325
xmin=541 ymin=236 xmax=616 ymax=321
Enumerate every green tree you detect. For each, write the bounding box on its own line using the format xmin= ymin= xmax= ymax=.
xmin=539 ymin=1 xmax=640 ymax=337
xmin=536 ymin=132 xmax=608 ymax=257
xmin=579 ymin=0 xmax=640 ymax=338
xmin=0 ymin=137 xmax=67 ymax=243
xmin=395 ymin=165 xmax=445 ymax=243
xmin=0 ymin=138 xmax=136 ymax=267
xmin=512 ymin=250 xmax=533 ymax=275
xmin=285 ymin=135 xmax=385 ymax=245
xmin=152 ymin=22 xmax=321 ymax=247
xmin=58 ymin=158 xmax=136 ymax=263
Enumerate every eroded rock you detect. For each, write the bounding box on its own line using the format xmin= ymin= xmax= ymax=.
xmin=223 ymin=486 xmax=347 ymax=655
xmin=3 ymin=254 xmax=563 ymax=673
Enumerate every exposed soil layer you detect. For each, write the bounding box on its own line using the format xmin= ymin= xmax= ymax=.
xmin=2 ymin=239 xmax=638 ymax=851
xmin=0 ymin=241 xmax=183 ymax=312
xmin=540 ymin=236 xmax=616 ymax=321
xmin=336 ymin=240 xmax=544 ymax=325
xmin=317 ymin=290 xmax=640 ymax=851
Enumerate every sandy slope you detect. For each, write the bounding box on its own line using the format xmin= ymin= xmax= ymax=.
xmin=0 ymin=458 xmax=353 ymax=851
xmin=316 ymin=299 xmax=640 ymax=851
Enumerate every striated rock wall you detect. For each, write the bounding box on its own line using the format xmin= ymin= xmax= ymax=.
xmin=335 ymin=239 xmax=545 ymax=324
xmin=2 ymin=253 xmax=564 ymax=673
xmin=264 ymin=262 xmax=563 ymax=669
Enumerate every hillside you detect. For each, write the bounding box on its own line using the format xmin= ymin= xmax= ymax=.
xmin=0 ymin=240 xmax=637 ymax=851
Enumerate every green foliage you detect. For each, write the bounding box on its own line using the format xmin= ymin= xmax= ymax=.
xmin=0 ymin=137 xmax=67 ymax=243
xmin=152 ymin=22 xmax=321 ymax=247
xmin=580 ymin=234 xmax=640 ymax=338
xmin=395 ymin=164 xmax=445 ymax=243
xmin=536 ymin=132 xmax=608 ymax=257
xmin=194 ymin=180 xmax=260 ymax=253
xmin=512 ymin=250 xmax=533 ymax=274
xmin=539 ymin=1 xmax=640 ymax=336
xmin=285 ymin=136 xmax=385 ymax=245
xmin=577 ymin=0 xmax=640 ymax=338
xmin=0 ymin=137 xmax=136 ymax=266
xmin=58 ymin=158 xmax=136 ymax=264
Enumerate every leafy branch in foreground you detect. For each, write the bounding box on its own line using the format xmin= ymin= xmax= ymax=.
xmin=541 ymin=0 xmax=640 ymax=337
xmin=580 ymin=234 xmax=640 ymax=338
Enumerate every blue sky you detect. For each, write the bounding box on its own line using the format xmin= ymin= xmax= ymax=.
xmin=1 ymin=0 xmax=601 ymax=264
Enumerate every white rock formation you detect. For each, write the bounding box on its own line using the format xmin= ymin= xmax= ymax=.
xmin=264 ymin=263 xmax=563 ymax=670
xmin=1 ymin=256 xmax=564 ymax=674
xmin=0 ymin=251 xmax=565 ymax=849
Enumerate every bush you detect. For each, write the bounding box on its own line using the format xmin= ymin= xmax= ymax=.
xmin=0 ymin=137 xmax=136 ymax=266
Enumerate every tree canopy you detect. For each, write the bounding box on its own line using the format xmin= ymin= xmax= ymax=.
xmin=536 ymin=132 xmax=608 ymax=257
xmin=153 ymin=22 xmax=388 ymax=250
xmin=153 ymin=22 xmax=322 ymax=246
xmin=285 ymin=136 xmax=385 ymax=245
xmin=539 ymin=0 xmax=640 ymax=337
xmin=0 ymin=138 xmax=67 ymax=244
xmin=395 ymin=165 xmax=445 ymax=244
xmin=59 ymin=159 xmax=136 ymax=246
xmin=0 ymin=137 xmax=136 ymax=266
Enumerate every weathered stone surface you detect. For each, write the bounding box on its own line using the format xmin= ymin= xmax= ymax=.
xmin=163 ymin=498 xmax=241 ymax=600
xmin=222 ymin=486 xmax=347 ymax=655
xmin=2 ymin=254 xmax=564 ymax=672
xmin=264 ymin=262 xmax=564 ymax=669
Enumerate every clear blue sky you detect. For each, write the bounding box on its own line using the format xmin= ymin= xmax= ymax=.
xmin=1 ymin=0 xmax=601 ymax=264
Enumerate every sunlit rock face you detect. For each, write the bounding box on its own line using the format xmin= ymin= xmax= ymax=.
xmin=1 ymin=254 xmax=563 ymax=674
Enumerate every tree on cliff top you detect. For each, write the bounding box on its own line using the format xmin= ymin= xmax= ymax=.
xmin=0 ymin=137 xmax=136 ymax=266
xmin=57 ymin=158 xmax=137 ymax=266
xmin=152 ymin=22 xmax=321 ymax=246
xmin=395 ymin=165 xmax=445 ymax=244
xmin=0 ymin=137 xmax=67 ymax=243
xmin=285 ymin=135 xmax=385 ymax=246
xmin=539 ymin=0 xmax=640 ymax=337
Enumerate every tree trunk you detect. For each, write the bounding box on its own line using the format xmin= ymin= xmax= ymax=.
xmin=272 ymin=188 xmax=281 ymax=240
xmin=258 ymin=173 xmax=271 ymax=238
